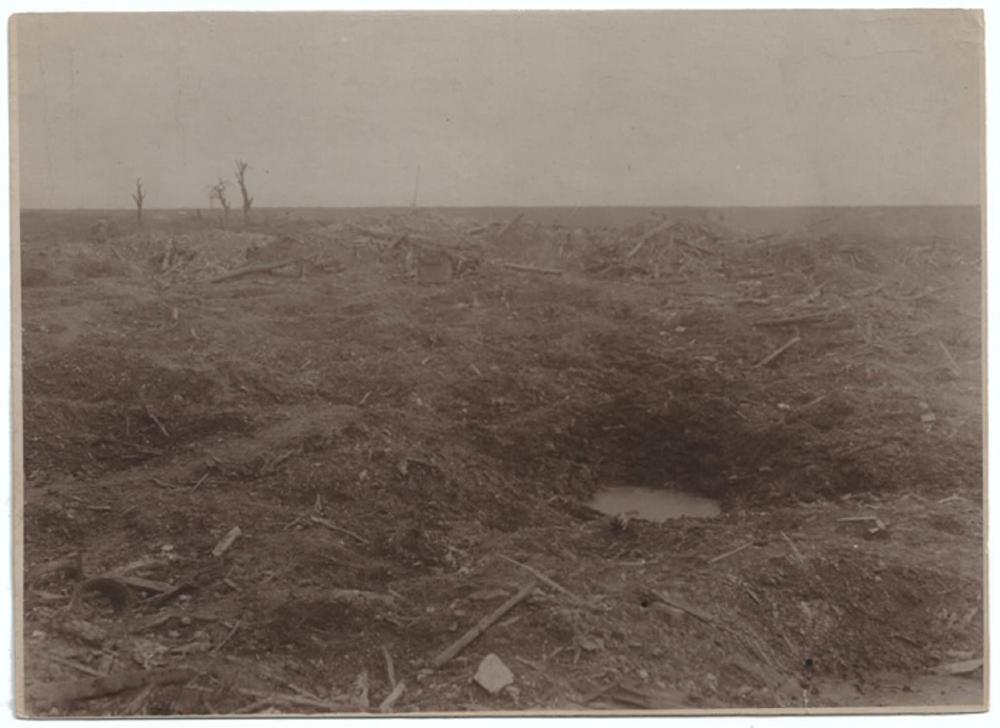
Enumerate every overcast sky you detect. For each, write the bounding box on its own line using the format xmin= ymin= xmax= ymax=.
xmin=12 ymin=10 xmax=983 ymax=209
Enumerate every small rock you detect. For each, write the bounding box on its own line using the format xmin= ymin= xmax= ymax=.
xmin=921 ymin=413 xmax=937 ymax=423
xmin=474 ymin=653 xmax=514 ymax=695
xmin=576 ymin=636 xmax=603 ymax=652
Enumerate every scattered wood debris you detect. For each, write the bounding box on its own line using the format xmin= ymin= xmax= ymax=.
xmin=378 ymin=680 xmax=406 ymax=713
xmin=499 ymin=262 xmax=563 ymax=276
xmin=309 ymin=515 xmax=370 ymax=544
xmin=654 ymin=590 xmax=714 ymax=624
xmin=210 ymin=258 xmax=300 ymax=283
xmin=28 ymin=668 xmax=196 ymax=710
xmin=497 ymin=554 xmax=582 ymax=604
xmin=70 ymin=577 xmax=133 ymax=613
xmin=381 ymin=645 xmax=397 ymax=688
xmin=756 ymin=335 xmax=801 ymax=368
xmin=211 ymin=526 xmax=242 ymax=557
xmin=707 ymin=541 xmax=753 ymax=564
xmin=931 ymin=657 xmax=983 ymax=676
xmin=431 ymin=581 xmax=535 ymax=668
xmin=351 ymin=671 xmax=370 ymax=711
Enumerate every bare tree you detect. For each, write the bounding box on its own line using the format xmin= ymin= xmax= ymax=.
xmin=131 ymin=178 xmax=146 ymax=227
xmin=208 ymin=178 xmax=231 ymax=226
xmin=234 ymin=159 xmax=253 ymax=224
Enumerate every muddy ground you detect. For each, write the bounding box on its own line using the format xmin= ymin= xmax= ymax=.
xmin=16 ymin=207 xmax=985 ymax=715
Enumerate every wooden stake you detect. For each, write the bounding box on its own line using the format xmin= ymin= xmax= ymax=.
xmin=431 ymin=581 xmax=535 ymax=668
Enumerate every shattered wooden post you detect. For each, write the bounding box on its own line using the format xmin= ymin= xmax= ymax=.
xmin=431 ymin=580 xmax=535 ymax=668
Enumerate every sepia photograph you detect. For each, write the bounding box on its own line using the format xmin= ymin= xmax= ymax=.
xmin=9 ymin=8 xmax=986 ymax=717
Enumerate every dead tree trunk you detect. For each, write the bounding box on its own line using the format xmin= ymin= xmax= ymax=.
xmin=131 ymin=179 xmax=145 ymax=227
xmin=234 ymin=159 xmax=253 ymax=224
xmin=209 ymin=179 xmax=231 ymax=228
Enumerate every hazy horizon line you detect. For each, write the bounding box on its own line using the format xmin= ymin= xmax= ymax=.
xmin=20 ymin=203 xmax=982 ymax=213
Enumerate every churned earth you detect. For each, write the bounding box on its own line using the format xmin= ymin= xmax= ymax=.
xmin=17 ymin=206 xmax=984 ymax=716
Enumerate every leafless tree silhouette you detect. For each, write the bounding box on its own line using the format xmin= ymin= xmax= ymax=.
xmin=208 ymin=178 xmax=231 ymax=225
xmin=234 ymin=159 xmax=254 ymax=224
xmin=130 ymin=178 xmax=145 ymax=227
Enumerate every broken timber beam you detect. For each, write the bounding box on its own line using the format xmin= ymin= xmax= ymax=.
xmin=431 ymin=581 xmax=535 ymax=668
xmin=210 ymin=258 xmax=299 ymax=284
